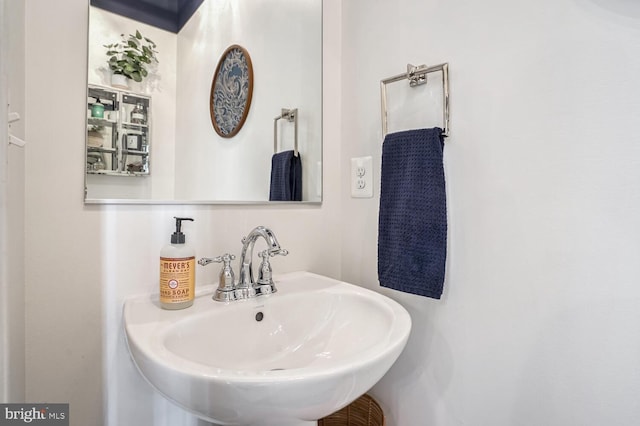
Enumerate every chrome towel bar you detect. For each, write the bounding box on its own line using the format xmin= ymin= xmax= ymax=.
xmin=273 ymin=108 xmax=298 ymax=157
xmin=380 ymin=63 xmax=450 ymax=138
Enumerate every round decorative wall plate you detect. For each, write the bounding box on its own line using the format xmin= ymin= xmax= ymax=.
xmin=209 ymin=45 xmax=254 ymax=138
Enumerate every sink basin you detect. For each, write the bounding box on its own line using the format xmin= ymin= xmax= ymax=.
xmin=124 ymin=271 xmax=411 ymax=425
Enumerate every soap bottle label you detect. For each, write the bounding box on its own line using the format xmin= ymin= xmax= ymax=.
xmin=160 ymin=256 xmax=195 ymax=304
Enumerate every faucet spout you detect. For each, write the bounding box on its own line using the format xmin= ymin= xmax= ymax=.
xmin=237 ymin=226 xmax=286 ymax=294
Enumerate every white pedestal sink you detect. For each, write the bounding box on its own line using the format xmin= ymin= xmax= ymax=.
xmin=124 ymin=271 xmax=411 ymax=425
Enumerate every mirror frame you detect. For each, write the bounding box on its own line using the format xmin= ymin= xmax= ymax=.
xmin=83 ymin=0 xmax=323 ymax=206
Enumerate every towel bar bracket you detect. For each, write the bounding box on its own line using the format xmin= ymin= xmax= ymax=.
xmin=407 ymin=64 xmax=428 ymax=87
xmin=279 ymin=109 xmax=296 ymax=122
xmin=273 ymin=108 xmax=299 ymax=157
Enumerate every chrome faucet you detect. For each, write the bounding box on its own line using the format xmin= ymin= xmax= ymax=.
xmin=198 ymin=226 xmax=288 ymax=301
xmin=237 ymin=226 xmax=288 ymax=297
xmin=198 ymin=254 xmax=237 ymax=302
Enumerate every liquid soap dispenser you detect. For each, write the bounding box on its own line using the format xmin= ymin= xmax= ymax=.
xmin=160 ymin=217 xmax=195 ymax=310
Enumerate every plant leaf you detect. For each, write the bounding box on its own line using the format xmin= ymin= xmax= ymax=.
xmin=105 ymin=30 xmax=158 ymax=82
xmin=144 ymin=37 xmax=152 ymax=44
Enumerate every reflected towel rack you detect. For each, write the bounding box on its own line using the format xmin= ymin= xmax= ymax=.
xmin=273 ymin=108 xmax=298 ymax=157
xmin=380 ymin=63 xmax=450 ymax=138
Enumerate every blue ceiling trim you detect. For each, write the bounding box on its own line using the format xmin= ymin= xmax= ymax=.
xmin=91 ymin=0 xmax=205 ymax=34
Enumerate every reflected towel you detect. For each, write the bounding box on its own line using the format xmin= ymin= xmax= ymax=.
xmin=269 ymin=150 xmax=302 ymax=201
xmin=378 ymin=128 xmax=447 ymax=299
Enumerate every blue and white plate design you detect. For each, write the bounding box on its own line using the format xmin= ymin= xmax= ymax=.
xmin=211 ymin=46 xmax=252 ymax=137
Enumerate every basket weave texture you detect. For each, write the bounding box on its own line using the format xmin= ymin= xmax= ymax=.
xmin=317 ymin=394 xmax=385 ymax=426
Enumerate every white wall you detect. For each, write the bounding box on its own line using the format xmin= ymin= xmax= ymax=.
xmin=1 ymin=0 xmax=26 ymax=403
xmin=23 ymin=0 xmax=340 ymax=425
xmin=174 ymin=0 xmax=322 ymax=201
xmin=340 ymin=0 xmax=640 ymax=425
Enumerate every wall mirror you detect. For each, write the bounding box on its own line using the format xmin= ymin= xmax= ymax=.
xmin=85 ymin=0 xmax=322 ymax=204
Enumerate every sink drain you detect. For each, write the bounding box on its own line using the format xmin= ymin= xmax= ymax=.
xmin=255 ymin=312 xmax=264 ymax=322
xmin=270 ymin=368 xmax=286 ymax=371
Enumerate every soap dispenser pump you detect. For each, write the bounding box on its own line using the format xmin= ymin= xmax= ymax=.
xmin=160 ymin=217 xmax=195 ymax=310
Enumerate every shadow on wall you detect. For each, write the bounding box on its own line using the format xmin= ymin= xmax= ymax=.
xmin=511 ymin=298 xmax=640 ymax=425
xmin=371 ymin=293 xmax=455 ymax=426
xmin=575 ymin=0 xmax=640 ymax=23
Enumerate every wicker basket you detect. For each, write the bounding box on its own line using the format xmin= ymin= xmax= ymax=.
xmin=318 ymin=394 xmax=385 ymax=426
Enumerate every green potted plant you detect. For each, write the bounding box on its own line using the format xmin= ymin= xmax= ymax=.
xmin=104 ymin=30 xmax=159 ymax=88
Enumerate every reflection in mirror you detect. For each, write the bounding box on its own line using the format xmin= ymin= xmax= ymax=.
xmin=85 ymin=0 xmax=322 ymax=203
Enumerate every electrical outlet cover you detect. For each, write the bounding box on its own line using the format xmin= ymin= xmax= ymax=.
xmin=351 ymin=156 xmax=373 ymax=198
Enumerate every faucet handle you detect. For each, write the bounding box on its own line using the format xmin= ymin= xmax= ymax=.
xmin=216 ymin=253 xmax=236 ymax=290
xmin=256 ymin=250 xmax=275 ymax=288
xmin=200 ymin=254 xmax=238 ymax=302
xmin=256 ymin=248 xmax=288 ymax=291
xmin=198 ymin=257 xmax=213 ymax=266
xmin=198 ymin=253 xmax=236 ymax=266
xmin=259 ymin=248 xmax=289 ymax=258
xmin=219 ymin=253 xmax=236 ymax=263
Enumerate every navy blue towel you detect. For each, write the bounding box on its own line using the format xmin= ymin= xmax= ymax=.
xmin=269 ymin=150 xmax=302 ymax=201
xmin=378 ymin=128 xmax=447 ymax=299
